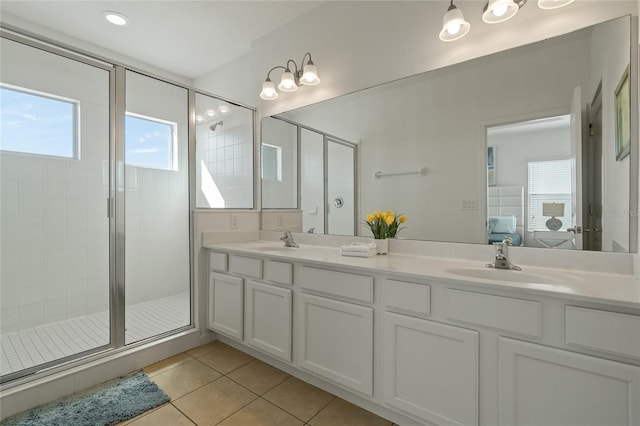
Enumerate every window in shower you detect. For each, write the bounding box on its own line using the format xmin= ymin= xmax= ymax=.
xmin=0 ymin=85 xmax=78 ymax=159
xmin=125 ymin=113 xmax=176 ymax=170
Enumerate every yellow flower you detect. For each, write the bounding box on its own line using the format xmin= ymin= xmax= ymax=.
xmin=398 ymin=215 xmax=406 ymax=224
xmin=385 ymin=215 xmax=394 ymax=225
xmin=374 ymin=210 xmax=383 ymax=218
xmin=385 ymin=210 xmax=394 ymax=218
xmin=366 ymin=213 xmax=375 ymax=222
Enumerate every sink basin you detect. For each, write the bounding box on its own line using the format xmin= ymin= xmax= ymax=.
xmin=446 ymin=267 xmax=562 ymax=285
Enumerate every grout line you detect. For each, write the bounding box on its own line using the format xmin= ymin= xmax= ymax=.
xmin=305 ymin=394 xmax=337 ymax=425
xmin=170 ymin=402 xmax=198 ymax=426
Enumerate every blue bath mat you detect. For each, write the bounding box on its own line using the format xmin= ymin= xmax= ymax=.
xmin=1 ymin=370 xmax=170 ymax=426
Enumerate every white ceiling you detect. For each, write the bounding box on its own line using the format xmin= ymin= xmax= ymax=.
xmin=0 ymin=1 xmax=324 ymax=79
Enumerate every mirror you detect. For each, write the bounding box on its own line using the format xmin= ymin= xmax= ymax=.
xmin=261 ymin=16 xmax=634 ymax=252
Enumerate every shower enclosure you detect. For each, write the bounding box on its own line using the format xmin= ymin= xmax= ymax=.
xmin=261 ymin=117 xmax=357 ymax=235
xmin=0 ymin=32 xmax=196 ymax=382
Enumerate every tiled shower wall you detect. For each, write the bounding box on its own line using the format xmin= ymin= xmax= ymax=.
xmin=0 ymin=153 xmax=109 ymax=334
xmin=196 ymin=119 xmax=253 ymax=209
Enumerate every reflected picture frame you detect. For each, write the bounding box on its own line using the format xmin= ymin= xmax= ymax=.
xmin=615 ymin=64 xmax=630 ymax=161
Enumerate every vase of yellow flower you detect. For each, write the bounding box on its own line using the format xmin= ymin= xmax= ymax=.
xmin=363 ymin=210 xmax=406 ymax=254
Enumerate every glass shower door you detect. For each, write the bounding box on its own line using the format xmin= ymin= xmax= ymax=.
xmin=123 ymin=71 xmax=190 ymax=344
xmin=0 ymin=37 xmax=111 ymax=381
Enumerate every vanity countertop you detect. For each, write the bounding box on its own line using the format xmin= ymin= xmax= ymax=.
xmin=204 ymin=240 xmax=640 ymax=309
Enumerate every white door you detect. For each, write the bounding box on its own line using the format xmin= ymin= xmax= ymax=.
xmin=382 ymin=312 xmax=479 ymax=426
xmin=297 ymin=293 xmax=373 ymax=396
xmin=498 ymin=337 xmax=640 ymax=426
xmin=570 ymin=86 xmax=584 ymax=249
xmin=208 ymin=273 xmax=244 ymax=340
xmin=245 ymin=280 xmax=292 ymax=362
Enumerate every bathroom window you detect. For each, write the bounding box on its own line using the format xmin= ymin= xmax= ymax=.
xmin=0 ymin=85 xmax=78 ymax=159
xmin=261 ymin=143 xmax=282 ymax=182
xmin=527 ymin=159 xmax=573 ymax=231
xmin=125 ymin=112 xmax=177 ymax=170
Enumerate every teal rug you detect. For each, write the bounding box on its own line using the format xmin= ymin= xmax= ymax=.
xmin=1 ymin=370 xmax=170 ymax=426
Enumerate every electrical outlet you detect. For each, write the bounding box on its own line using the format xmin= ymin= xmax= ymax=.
xmin=461 ymin=200 xmax=479 ymax=211
xmin=230 ymin=215 xmax=238 ymax=229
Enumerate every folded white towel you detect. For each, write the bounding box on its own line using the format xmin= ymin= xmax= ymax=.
xmin=341 ymin=250 xmax=376 ymax=258
xmin=340 ymin=242 xmax=377 ymax=253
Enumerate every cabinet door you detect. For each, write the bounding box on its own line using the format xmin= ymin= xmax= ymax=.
xmin=382 ymin=312 xmax=479 ymax=426
xmin=208 ymin=273 xmax=243 ymax=340
xmin=246 ymin=280 xmax=292 ymax=362
xmin=297 ymin=293 xmax=373 ymax=396
xmin=498 ymin=337 xmax=640 ymax=426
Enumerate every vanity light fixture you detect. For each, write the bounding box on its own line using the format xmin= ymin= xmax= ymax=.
xmin=259 ymin=52 xmax=320 ymax=101
xmin=439 ymin=0 xmax=471 ymax=42
xmin=482 ymin=0 xmax=520 ymax=24
xmin=440 ymin=0 xmax=574 ymax=41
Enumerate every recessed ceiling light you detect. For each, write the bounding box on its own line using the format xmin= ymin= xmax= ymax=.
xmin=195 ymin=115 xmax=204 ymax=122
xmin=218 ymin=105 xmax=230 ymax=114
xmin=205 ymin=109 xmax=216 ymax=117
xmin=102 ymin=11 xmax=130 ymax=26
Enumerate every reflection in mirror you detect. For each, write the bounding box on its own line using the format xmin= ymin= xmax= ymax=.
xmin=260 ymin=15 xmax=634 ymax=252
xmin=195 ymin=93 xmax=254 ymax=208
xmin=261 ymin=117 xmax=297 ymax=209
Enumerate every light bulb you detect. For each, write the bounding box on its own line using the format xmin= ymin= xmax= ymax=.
xmin=538 ymin=0 xmax=575 ymax=9
xmin=259 ymin=79 xmax=279 ymax=101
xmin=278 ymin=69 xmax=298 ymax=92
xmin=493 ymin=4 xmax=508 ymax=16
xmin=195 ymin=115 xmax=204 ymax=122
xmin=439 ymin=4 xmax=470 ymax=42
xmin=300 ymin=62 xmax=320 ymax=85
xmin=447 ymin=22 xmax=461 ymax=35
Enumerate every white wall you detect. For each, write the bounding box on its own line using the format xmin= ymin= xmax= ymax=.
xmin=1 ymin=38 xmax=110 ymax=332
xmin=590 ymin=17 xmax=632 ymax=252
xmin=300 ymin=128 xmax=325 ymax=233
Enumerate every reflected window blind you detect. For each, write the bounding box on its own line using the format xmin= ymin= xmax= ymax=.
xmin=527 ymin=159 xmax=573 ymax=231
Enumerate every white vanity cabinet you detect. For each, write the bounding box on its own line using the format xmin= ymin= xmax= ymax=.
xmin=296 ymin=266 xmax=374 ymax=397
xmin=382 ymin=279 xmax=479 ymax=426
xmin=498 ymin=337 xmax=640 ymax=426
xmin=245 ymin=272 xmax=292 ymax=362
xmin=208 ymin=272 xmax=244 ymax=340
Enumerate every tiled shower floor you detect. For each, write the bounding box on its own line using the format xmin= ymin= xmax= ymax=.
xmin=0 ymin=293 xmax=190 ymax=376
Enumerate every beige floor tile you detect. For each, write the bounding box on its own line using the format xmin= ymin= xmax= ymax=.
xmin=218 ymin=398 xmax=304 ymax=426
xmin=125 ymin=403 xmax=195 ymax=426
xmin=227 ymin=360 xmax=290 ymax=395
xmin=150 ymin=359 xmax=221 ymax=400
xmin=197 ymin=345 xmax=255 ymax=374
xmin=308 ymin=398 xmax=392 ymax=426
xmin=173 ymin=376 xmax=258 ymax=426
xmin=185 ymin=340 xmax=228 ymax=358
xmin=143 ymin=353 xmax=193 ymax=377
xmin=263 ymin=377 xmax=335 ymax=422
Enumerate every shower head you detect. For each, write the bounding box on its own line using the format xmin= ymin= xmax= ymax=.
xmin=210 ymin=121 xmax=223 ymax=131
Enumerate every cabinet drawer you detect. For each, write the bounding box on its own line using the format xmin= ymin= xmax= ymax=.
xmin=229 ymin=255 xmax=262 ymax=279
xmin=446 ymin=289 xmax=542 ymax=338
xmin=384 ymin=279 xmax=430 ymax=318
xmin=210 ymin=252 xmax=228 ymax=272
xmin=264 ymin=260 xmax=292 ymax=286
xmin=566 ymin=306 xmax=640 ymax=359
xmin=299 ymin=266 xmax=373 ymax=303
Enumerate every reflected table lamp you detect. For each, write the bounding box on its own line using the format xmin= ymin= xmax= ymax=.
xmin=543 ymin=202 xmax=565 ymax=231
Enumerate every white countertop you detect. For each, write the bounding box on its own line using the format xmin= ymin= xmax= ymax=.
xmin=204 ymin=240 xmax=640 ymax=309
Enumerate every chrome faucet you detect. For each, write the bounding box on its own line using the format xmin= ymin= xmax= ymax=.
xmin=486 ymin=239 xmax=521 ymax=270
xmin=280 ymin=230 xmax=299 ymax=248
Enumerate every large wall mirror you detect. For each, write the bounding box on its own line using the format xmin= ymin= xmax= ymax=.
xmin=261 ymin=15 xmax=636 ymax=252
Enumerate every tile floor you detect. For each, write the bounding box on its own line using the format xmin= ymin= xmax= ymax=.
xmin=120 ymin=340 xmax=395 ymax=426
